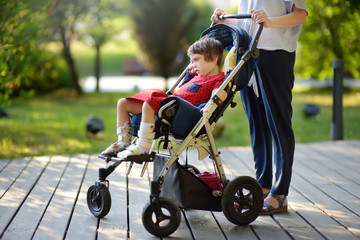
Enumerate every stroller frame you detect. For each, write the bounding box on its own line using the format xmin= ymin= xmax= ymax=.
xmin=87 ymin=14 xmax=264 ymax=237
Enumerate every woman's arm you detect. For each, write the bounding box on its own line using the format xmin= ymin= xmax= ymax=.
xmin=251 ymin=5 xmax=307 ymax=28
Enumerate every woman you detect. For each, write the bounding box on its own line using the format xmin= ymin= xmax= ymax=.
xmin=211 ymin=0 xmax=307 ymax=214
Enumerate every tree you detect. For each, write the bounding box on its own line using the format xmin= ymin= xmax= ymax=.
xmin=128 ymin=0 xmax=197 ymax=90
xmin=0 ymin=0 xmax=48 ymax=107
xmin=80 ymin=0 xmax=123 ymax=92
xmin=296 ymin=0 xmax=360 ymax=80
xmin=46 ymin=0 xmax=96 ymax=94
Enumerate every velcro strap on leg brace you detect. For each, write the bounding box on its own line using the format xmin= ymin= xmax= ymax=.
xmin=117 ymin=135 xmax=131 ymax=143
xmin=138 ymin=130 xmax=155 ymax=140
xmin=136 ymin=138 xmax=153 ymax=149
xmin=117 ymin=126 xmax=132 ymax=135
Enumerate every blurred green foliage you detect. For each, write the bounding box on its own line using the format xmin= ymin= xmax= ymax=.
xmin=0 ymin=0 xmax=72 ymax=108
xmin=296 ymin=0 xmax=360 ymax=80
xmin=1 ymin=0 xmax=360 ymax=109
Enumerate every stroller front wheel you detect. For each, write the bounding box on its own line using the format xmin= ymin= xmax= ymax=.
xmin=142 ymin=197 xmax=181 ymax=237
xmin=221 ymin=176 xmax=263 ymax=225
xmin=87 ymin=184 xmax=111 ymax=218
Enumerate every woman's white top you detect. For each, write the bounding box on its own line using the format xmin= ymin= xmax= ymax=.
xmin=237 ymin=0 xmax=307 ymax=52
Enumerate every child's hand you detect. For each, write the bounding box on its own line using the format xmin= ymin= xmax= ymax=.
xmin=224 ymin=67 xmax=233 ymax=74
xmin=188 ymin=66 xmax=197 ymax=75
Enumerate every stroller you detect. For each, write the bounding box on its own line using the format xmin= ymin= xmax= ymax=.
xmin=87 ymin=14 xmax=264 ymax=237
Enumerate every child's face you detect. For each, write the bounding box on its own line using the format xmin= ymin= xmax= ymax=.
xmin=189 ymin=53 xmax=218 ymax=76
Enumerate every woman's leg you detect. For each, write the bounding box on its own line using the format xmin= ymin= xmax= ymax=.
xmin=258 ymin=50 xmax=295 ymax=197
xmin=257 ymin=50 xmax=295 ymax=214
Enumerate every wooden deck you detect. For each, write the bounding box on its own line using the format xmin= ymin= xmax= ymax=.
xmin=0 ymin=140 xmax=359 ymax=240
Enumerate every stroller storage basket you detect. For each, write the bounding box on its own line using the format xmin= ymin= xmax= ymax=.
xmin=153 ymin=154 xmax=222 ymax=211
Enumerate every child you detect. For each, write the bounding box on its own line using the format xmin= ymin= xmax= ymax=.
xmin=101 ymin=36 xmax=229 ymax=158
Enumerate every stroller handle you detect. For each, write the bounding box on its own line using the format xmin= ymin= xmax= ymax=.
xmin=218 ymin=14 xmax=252 ymax=19
xmin=217 ymin=13 xmax=264 ymax=61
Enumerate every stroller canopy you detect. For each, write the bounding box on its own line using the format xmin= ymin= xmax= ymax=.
xmin=201 ymin=24 xmax=255 ymax=91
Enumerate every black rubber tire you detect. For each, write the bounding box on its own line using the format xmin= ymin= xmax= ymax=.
xmin=221 ymin=176 xmax=263 ymax=225
xmin=87 ymin=184 xmax=111 ymax=218
xmin=142 ymin=197 xmax=181 ymax=237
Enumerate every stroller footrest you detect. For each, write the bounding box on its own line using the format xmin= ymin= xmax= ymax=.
xmin=98 ymin=152 xmax=156 ymax=164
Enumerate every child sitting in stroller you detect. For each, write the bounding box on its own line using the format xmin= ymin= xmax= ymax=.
xmin=101 ymin=36 xmax=231 ymax=158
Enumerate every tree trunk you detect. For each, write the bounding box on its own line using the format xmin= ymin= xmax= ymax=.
xmin=95 ymin=44 xmax=101 ymax=92
xmin=63 ymin=46 xmax=81 ymax=94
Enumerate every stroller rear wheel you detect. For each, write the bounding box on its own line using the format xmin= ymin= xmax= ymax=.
xmin=87 ymin=184 xmax=111 ymax=218
xmin=221 ymin=176 xmax=263 ymax=225
xmin=142 ymin=197 xmax=181 ymax=237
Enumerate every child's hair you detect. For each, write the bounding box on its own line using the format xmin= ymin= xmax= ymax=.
xmin=187 ymin=37 xmax=223 ymax=66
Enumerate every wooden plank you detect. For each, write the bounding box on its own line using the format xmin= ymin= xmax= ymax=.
xmin=162 ymin=208 xmax=194 ymax=240
xmin=294 ymin=145 xmax=360 ymax=212
xmin=292 ymin=150 xmax=360 ymax=238
xmin=314 ymin=141 xmax=360 ymax=163
xmin=304 ymin=143 xmax=360 ymax=183
xmin=289 ymin=185 xmax=358 ymax=240
xmin=65 ymin=155 xmax=103 ymax=240
xmin=184 ymin=209 xmax=225 ymax=239
xmin=0 ymin=158 xmax=31 ymax=198
xmin=32 ymin=154 xmax=89 ymax=240
xmin=0 ymin=159 xmax=11 ymax=172
xmin=127 ymin=162 xmax=160 ymax=239
xmin=97 ymin=160 xmax=129 ymax=240
xmin=271 ymin=208 xmax=325 ymax=240
xmin=1 ymin=155 xmax=69 ymax=240
xmin=222 ymin=147 xmax=257 ymax=176
xmin=0 ymin=156 xmax=50 ymax=238
xmin=212 ymin=212 xmax=258 ymax=240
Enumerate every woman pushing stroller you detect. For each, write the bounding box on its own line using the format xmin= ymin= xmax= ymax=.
xmin=101 ymin=36 xmax=231 ymax=159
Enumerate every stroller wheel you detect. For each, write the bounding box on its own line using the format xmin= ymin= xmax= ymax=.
xmin=221 ymin=176 xmax=263 ymax=225
xmin=87 ymin=184 xmax=111 ymax=218
xmin=142 ymin=197 xmax=181 ymax=237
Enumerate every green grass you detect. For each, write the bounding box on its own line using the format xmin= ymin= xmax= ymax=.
xmin=1 ymin=89 xmax=359 ymax=159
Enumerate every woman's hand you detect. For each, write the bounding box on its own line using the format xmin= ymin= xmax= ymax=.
xmin=211 ymin=8 xmax=227 ymax=23
xmin=250 ymin=9 xmax=271 ymax=27
xmin=211 ymin=8 xmax=237 ymax=25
